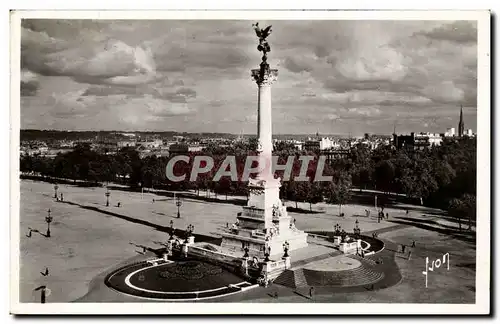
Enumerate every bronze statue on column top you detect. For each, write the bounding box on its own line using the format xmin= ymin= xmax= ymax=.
xmin=252 ymin=22 xmax=272 ymax=65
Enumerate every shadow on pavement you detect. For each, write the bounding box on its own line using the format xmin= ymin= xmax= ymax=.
xmin=61 ymin=201 xmax=221 ymax=245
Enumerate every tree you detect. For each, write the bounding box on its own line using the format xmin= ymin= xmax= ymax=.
xmin=325 ymin=171 xmax=352 ymax=216
xmin=306 ymin=182 xmax=323 ymax=211
xmin=248 ymin=137 xmax=259 ymax=152
xmin=274 ymin=141 xmax=297 ymax=153
xmin=448 ymin=194 xmax=476 ymax=231
xmin=374 ymin=160 xmax=396 ymax=194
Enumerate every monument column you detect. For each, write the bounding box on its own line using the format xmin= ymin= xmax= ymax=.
xmin=252 ymin=62 xmax=278 ymax=180
xmin=220 ymin=23 xmax=308 ymax=256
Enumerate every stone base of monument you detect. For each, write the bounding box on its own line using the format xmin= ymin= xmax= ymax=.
xmin=339 ymin=240 xmax=362 ymax=255
xmin=332 ymin=236 xmax=362 ymax=255
xmin=220 ymin=228 xmax=308 ymax=258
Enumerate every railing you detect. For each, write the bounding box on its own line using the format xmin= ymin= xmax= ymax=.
xmin=241 ymin=207 xmax=265 ymax=219
xmin=267 ymin=260 xmax=286 ymax=270
xmin=251 ymin=231 xmax=267 ymax=239
xmin=189 ymin=246 xmax=240 ymax=264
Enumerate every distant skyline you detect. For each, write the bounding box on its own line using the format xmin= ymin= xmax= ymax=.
xmin=21 ymin=19 xmax=477 ymax=136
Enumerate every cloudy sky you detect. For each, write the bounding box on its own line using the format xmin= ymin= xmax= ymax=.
xmin=20 ymin=19 xmax=477 ymax=135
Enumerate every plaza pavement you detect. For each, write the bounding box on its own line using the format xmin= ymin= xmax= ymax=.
xmin=18 ymin=179 xmax=475 ymax=303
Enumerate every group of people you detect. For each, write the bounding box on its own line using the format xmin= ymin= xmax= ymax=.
xmin=399 ymin=241 xmax=416 ymax=260
xmin=364 ymin=209 xmax=389 ymax=220
xmin=378 ymin=210 xmax=389 ymax=220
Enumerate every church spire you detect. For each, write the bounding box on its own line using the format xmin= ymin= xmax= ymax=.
xmin=458 ymin=105 xmax=464 ymax=137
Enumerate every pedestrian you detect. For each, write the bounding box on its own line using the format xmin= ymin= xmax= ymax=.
xmin=60 ymin=193 xmax=64 ymax=202
xmin=386 ymin=212 xmax=389 ymax=219
xmin=309 ymin=286 xmax=314 ymax=298
xmin=401 ymin=244 xmax=406 ymax=253
xmin=411 ymin=241 xmax=416 ymax=248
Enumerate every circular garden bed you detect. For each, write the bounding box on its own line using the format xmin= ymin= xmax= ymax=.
xmin=105 ymin=258 xmax=248 ymax=300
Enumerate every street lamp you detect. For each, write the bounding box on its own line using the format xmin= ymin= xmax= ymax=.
xmin=354 ymin=219 xmax=361 ymax=238
xmin=334 ymin=224 xmax=341 ymax=236
xmin=264 ymin=246 xmax=271 ymax=262
xmin=176 ymin=196 xmax=182 ymax=218
xmin=53 ymin=184 xmax=59 ymax=199
xmin=186 ymin=224 xmax=194 ymax=238
xmin=45 ymin=209 xmax=53 ymax=238
xmin=283 ymin=241 xmax=290 ymax=258
xmin=105 ymin=188 xmax=110 ymax=207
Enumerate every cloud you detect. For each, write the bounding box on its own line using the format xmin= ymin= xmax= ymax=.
xmin=418 ymin=21 xmax=477 ymax=44
xmin=20 ymin=19 xmax=478 ymax=134
xmin=326 ymin=113 xmax=340 ymax=120
xmin=47 ymin=91 xmax=89 ymax=118
xmin=334 ymin=45 xmax=408 ymax=82
xmin=81 ymin=85 xmax=158 ymax=97
xmin=21 ymin=70 xmax=39 ymax=96
xmin=154 ymin=42 xmax=250 ymax=73
xmin=421 ymin=81 xmax=465 ymax=104
xmin=81 ymin=83 xmax=197 ymax=104
xmin=347 ymin=107 xmax=381 ymax=117
xmin=283 ymin=56 xmax=314 ymax=73
xmin=22 ymin=24 xmax=159 ymax=87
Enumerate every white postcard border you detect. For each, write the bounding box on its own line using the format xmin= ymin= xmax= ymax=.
xmin=9 ymin=9 xmax=491 ymax=315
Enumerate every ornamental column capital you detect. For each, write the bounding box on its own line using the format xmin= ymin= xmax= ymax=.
xmin=252 ymin=64 xmax=278 ymax=86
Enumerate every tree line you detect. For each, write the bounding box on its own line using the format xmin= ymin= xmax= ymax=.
xmin=20 ymin=137 xmax=476 ymax=229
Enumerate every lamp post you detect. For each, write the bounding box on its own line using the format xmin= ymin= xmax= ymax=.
xmin=53 ymin=184 xmax=59 ymax=199
xmin=264 ymin=246 xmax=271 ymax=262
xmin=354 ymin=219 xmax=360 ymax=238
xmin=45 ymin=209 xmax=53 ymax=238
xmin=283 ymin=241 xmax=290 ymax=258
xmin=334 ymin=223 xmax=341 ymax=236
xmin=186 ymin=224 xmax=194 ymax=238
xmin=105 ymin=188 xmax=110 ymax=207
xmin=34 ymin=286 xmax=50 ymax=304
xmin=168 ymin=220 xmax=175 ymax=239
xmin=176 ymin=196 xmax=182 ymax=218
xmin=340 ymin=229 xmax=347 ymax=243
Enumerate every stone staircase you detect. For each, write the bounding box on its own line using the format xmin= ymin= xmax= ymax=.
xmin=273 ymin=269 xmax=296 ymax=289
xmin=348 ymin=254 xmax=378 ymax=267
xmin=273 ymin=256 xmax=384 ymax=289
xmin=293 ymin=268 xmax=308 ymax=287
xmin=302 ymin=262 xmax=384 ymax=287
xmin=291 ymin=251 xmax=340 ymax=269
